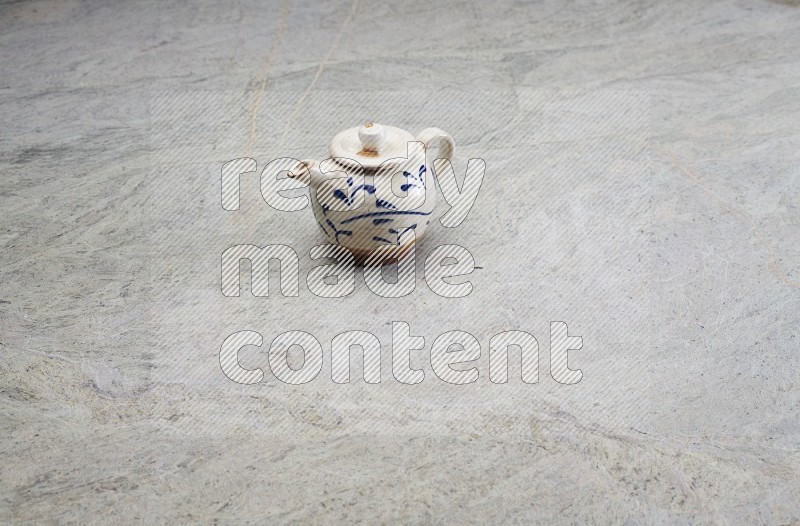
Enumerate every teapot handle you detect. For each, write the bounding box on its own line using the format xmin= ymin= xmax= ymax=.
xmin=416 ymin=127 xmax=455 ymax=162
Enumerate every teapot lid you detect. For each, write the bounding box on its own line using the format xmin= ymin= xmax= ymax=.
xmin=329 ymin=122 xmax=415 ymax=169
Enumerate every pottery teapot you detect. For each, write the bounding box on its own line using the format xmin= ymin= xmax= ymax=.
xmin=291 ymin=123 xmax=454 ymax=262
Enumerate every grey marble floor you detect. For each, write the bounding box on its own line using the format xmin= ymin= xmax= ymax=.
xmin=1 ymin=0 xmax=799 ymax=523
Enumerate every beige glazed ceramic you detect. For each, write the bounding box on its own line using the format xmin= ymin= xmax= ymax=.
xmin=292 ymin=123 xmax=455 ymax=263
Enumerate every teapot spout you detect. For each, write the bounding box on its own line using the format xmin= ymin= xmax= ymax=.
xmin=289 ymin=159 xmax=321 ymax=188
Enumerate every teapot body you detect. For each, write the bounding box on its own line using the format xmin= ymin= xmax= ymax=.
xmin=299 ymin=124 xmax=454 ymax=263
xmin=309 ymin=154 xmax=436 ymax=261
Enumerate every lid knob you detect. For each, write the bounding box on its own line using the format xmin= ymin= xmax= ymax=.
xmin=357 ymin=122 xmax=387 ymax=153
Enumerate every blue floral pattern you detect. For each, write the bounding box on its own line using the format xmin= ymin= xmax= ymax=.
xmin=373 ymin=224 xmax=418 ymax=245
xmin=332 ymin=176 xmax=376 ymax=206
xmin=401 ymin=165 xmax=426 ymax=192
xmin=315 ymin=164 xmax=430 ymax=246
